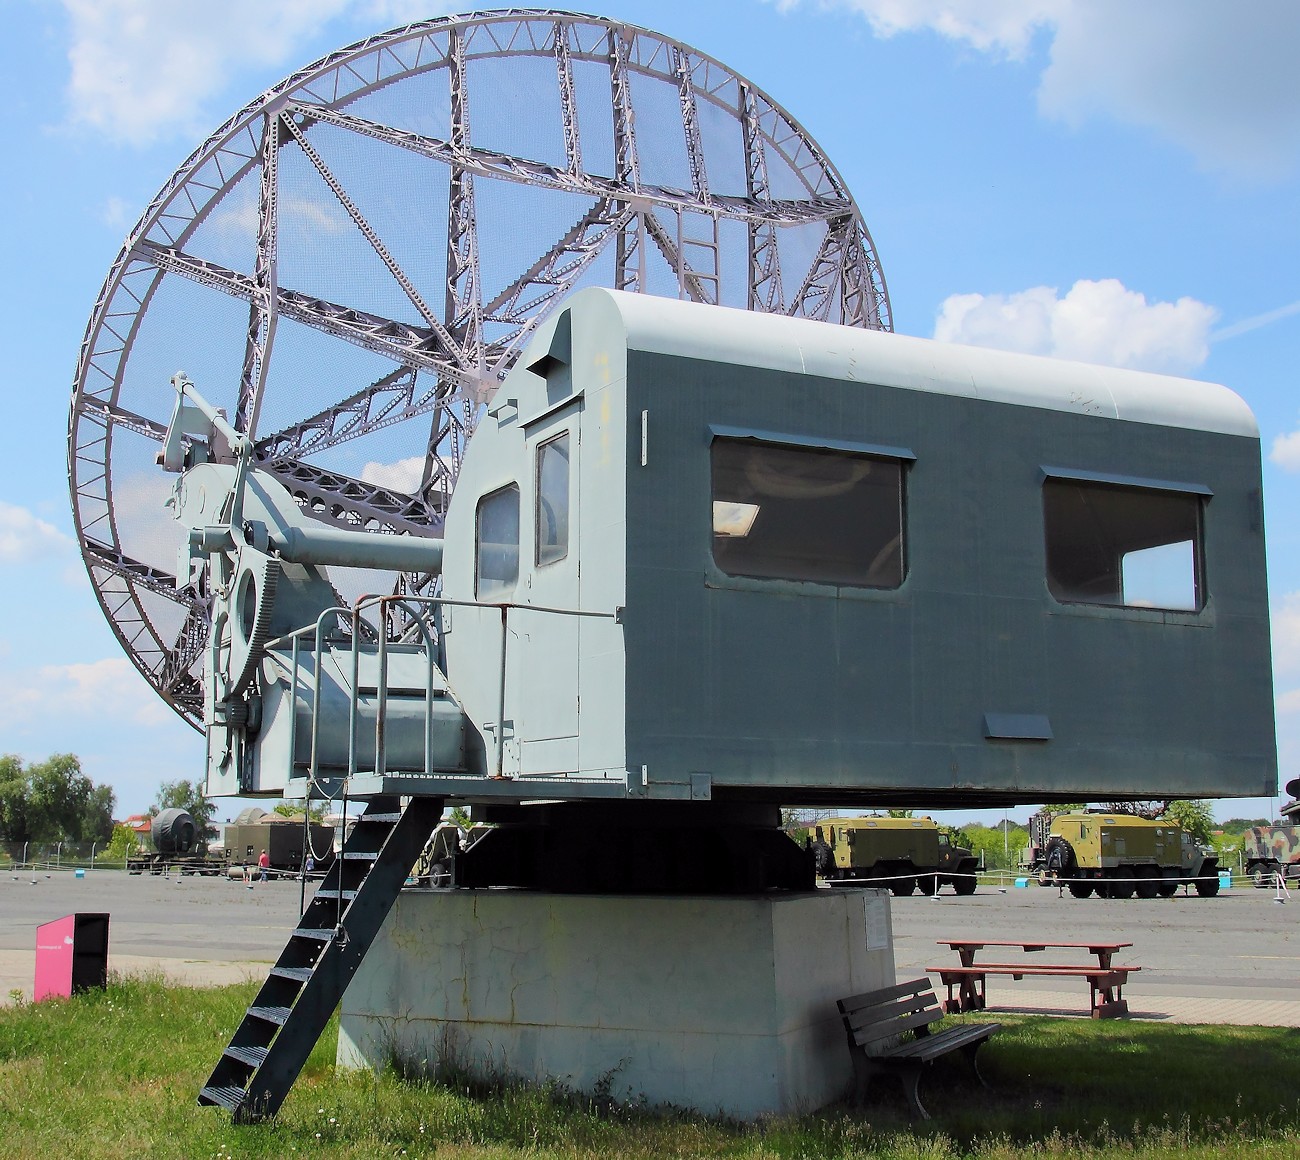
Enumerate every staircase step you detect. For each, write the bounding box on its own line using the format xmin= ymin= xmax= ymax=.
xmin=223 ymin=1045 xmax=270 ymax=1068
xmin=248 ymin=1005 xmax=292 ymax=1026
xmin=199 ymin=795 xmax=444 ymax=1122
xmin=199 ymin=1085 xmax=247 ymax=1111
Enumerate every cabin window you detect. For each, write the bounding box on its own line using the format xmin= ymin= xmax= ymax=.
xmin=476 ymin=484 xmax=520 ymax=598
xmin=535 ymin=432 xmax=570 ymax=567
xmin=1043 ymin=478 xmax=1203 ymax=611
xmin=710 ymin=438 xmax=905 ymax=588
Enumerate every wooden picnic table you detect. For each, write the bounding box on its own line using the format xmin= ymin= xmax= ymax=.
xmin=937 ymin=939 xmax=1132 ymax=969
xmin=929 ymin=940 xmax=1138 ymax=1018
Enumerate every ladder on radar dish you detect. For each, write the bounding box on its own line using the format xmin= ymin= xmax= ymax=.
xmin=198 ymin=795 xmax=443 ymax=1121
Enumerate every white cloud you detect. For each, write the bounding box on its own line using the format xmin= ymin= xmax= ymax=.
xmin=799 ymin=0 xmax=1061 ymax=57
xmin=1213 ymin=299 xmax=1300 ymax=343
xmin=0 ymin=501 xmax=76 ymax=565
xmin=60 ymin=1 xmax=465 ymax=146
xmin=1271 ymin=431 xmax=1300 ymax=473
xmin=1272 ymin=592 xmax=1300 ymax=676
xmin=61 ymin=0 xmax=349 ymax=145
xmin=360 ymin=455 xmax=427 ymax=494
xmin=933 ymin=278 xmax=1217 ymax=373
xmin=1277 ymin=688 xmax=1300 ymax=716
xmin=786 ymin=0 xmax=1300 ymax=178
xmin=0 ymin=658 xmax=173 ymax=732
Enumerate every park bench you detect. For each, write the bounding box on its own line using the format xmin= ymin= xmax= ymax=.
xmin=927 ymin=940 xmax=1139 ymax=1018
xmin=836 ymin=978 xmax=1000 ymax=1119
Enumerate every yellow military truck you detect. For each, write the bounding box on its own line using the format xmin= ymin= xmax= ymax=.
xmin=809 ymin=816 xmax=979 ymax=896
xmin=1029 ymin=811 xmax=1219 ymax=899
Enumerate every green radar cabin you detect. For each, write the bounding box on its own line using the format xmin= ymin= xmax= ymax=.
xmin=439 ymin=288 xmax=1275 ymax=809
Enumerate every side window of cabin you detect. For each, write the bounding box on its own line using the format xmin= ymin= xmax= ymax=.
xmin=1042 ymin=477 xmax=1204 ymax=611
xmin=710 ymin=438 xmax=906 ymax=589
xmin=476 ymin=484 xmax=520 ymax=598
xmin=535 ymin=432 xmax=570 ymax=567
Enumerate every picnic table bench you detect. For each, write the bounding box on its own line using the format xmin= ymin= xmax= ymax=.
xmin=836 ymin=978 xmax=1000 ymax=1119
xmin=927 ymin=940 xmax=1138 ymax=1018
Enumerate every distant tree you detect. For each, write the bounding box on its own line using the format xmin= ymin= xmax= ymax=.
xmin=1097 ymin=801 xmax=1172 ymax=819
xmin=272 ymin=799 xmax=328 ymax=822
xmin=448 ymin=804 xmax=473 ymax=831
xmin=152 ymin=779 xmax=217 ymax=841
xmin=1160 ymin=799 xmax=1215 ymax=844
xmin=958 ymin=822 xmax=1030 ymax=873
xmin=886 ymin=809 xmax=915 ymax=819
xmin=0 ymin=754 xmax=30 ymax=842
xmin=0 ymin=754 xmax=114 ymax=843
xmin=779 ymin=807 xmax=838 ymax=832
xmin=1220 ymin=817 xmax=1272 ymax=833
xmin=104 ymin=823 xmax=141 ymax=862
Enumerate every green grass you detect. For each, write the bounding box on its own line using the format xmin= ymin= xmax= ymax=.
xmin=2 ymin=976 xmax=1299 ymax=1159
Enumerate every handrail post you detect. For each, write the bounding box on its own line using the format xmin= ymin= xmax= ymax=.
xmin=375 ymin=598 xmax=390 ymax=780
xmin=496 ymin=603 xmax=508 ymax=778
xmin=349 ymin=605 xmax=362 ymax=780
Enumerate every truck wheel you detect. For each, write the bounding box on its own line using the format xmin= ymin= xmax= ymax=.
xmin=917 ymin=874 xmax=939 ymax=896
xmin=1195 ymin=872 xmax=1220 ymax=897
xmin=1250 ymin=863 xmax=1275 ymax=888
xmin=811 ymin=841 xmax=834 ymax=877
xmin=1156 ymin=877 xmax=1178 ymax=898
xmin=890 ymin=876 xmax=916 ymax=897
xmin=1135 ymin=866 xmax=1159 ymax=899
xmin=1067 ymin=882 xmax=1093 ymax=899
xmin=953 ymin=871 xmax=977 ymax=896
xmin=1043 ymin=835 xmax=1076 ymax=876
xmin=1109 ymin=872 xmax=1135 ymax=900
xmin=428 ymin=860 xmax=451 ymax=888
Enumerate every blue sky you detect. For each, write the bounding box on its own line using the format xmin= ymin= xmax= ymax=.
xmin=2 ymin=0 xmax=1298 ymax=826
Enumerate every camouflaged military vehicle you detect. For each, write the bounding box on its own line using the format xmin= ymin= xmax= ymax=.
xmin=1242 ymin=826 xmax=1300 ymax=886
xmin=809 ymin=816 xmax=979 ymax=895
xmin=1029 ymin=811 xmax=1219 ymax=898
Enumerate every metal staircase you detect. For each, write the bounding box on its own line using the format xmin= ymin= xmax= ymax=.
xmin=199 ymin=794 xmax=443 ymax=1121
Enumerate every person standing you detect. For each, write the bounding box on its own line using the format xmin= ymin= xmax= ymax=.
xmin=258 ymin=848 xmax=270 ymax=882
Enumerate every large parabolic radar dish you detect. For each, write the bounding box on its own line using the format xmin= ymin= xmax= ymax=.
xmin=68 ymin=9 xmax=892 ymax=727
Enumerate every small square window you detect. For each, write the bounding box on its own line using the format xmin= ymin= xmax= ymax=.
xmin=1043 ymin=477 xmax=1203 ymax=611
xmin=710 ymin=438 xmax=905 ymax=589
xmin=535 ymin=432 xmax=570 ymax=567
xmin=476 ymin=484 xmax=520 ymax=599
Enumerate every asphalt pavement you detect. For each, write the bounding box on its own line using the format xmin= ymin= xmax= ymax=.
xmin=2 ymin=869 xmax=1298 ymax=1024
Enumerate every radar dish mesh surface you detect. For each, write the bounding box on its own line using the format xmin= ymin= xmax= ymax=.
xmin=68 ymin=9 xmax=892 ymax=727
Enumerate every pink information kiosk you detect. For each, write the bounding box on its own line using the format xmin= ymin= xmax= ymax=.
xmin=34 ymin=912 xmax=109 ymax=1002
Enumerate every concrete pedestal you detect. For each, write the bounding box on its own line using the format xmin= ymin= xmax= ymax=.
xmin=338 ymin=888 xmax=894 ymax=1119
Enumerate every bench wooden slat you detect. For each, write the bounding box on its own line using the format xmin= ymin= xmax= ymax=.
xmin=887 ymin=1024 xmax=998 ymax=1062
xmin=838 ymin=978 xmax=933 ymax=1011
xmin=945 ymin=962 xmax=1137 ymax=973
xmin=850 ymin=1006 xmax=941 ymax=1047
xmin=844 ymin=989 xmax=938 ymax=1030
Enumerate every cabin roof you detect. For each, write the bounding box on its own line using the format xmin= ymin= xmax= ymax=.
xmin=575 ymin=288 xmax=1257 ymax=439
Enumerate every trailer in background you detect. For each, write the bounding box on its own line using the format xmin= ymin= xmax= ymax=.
xmin=222 ymin=808 xmax=335 ymax=878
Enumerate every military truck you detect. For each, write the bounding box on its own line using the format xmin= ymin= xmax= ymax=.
xmin=222 ymin=808 xmax=335 ymax=878
xmin=1028 ymin=811 xmax=1219 ymax=898
xmin=1242 ymin=826 xmax=1300 ymax=886
xmin=808 ymin=816 xmax=979 ymax=896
